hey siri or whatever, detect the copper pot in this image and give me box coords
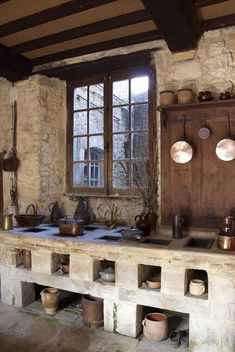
[217,234,235,251]
[58,216,84,235]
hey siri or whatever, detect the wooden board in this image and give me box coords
[160,100,235,228]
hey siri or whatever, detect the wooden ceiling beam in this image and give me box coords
[195,0,229,8]
[203,13,235,30]
[10,10,151,55]
[141,0,202,53]
[0,0,117,38]
[0,0,10,4]
[31,30,163,66]
[35,49,154,80]
[0,44,32,81]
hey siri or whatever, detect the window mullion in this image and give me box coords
[104,75,112,195]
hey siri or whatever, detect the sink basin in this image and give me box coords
[22,228,48,233]
[142,238,172,246]
[84,226,100,231]
[97,235,121,241]
[184,237,214,249]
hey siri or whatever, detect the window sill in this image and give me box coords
[64,192,142,199]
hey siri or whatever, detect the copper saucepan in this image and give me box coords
[215,112,235,161]
[170,117,195,164]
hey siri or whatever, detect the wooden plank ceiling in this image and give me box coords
[0,0,234,81]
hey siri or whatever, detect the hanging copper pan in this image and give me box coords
[170,117,195,164]
[215,112,235,161]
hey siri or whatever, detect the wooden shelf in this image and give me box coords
[157,98,235,112]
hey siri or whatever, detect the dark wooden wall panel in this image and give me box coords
[160,101,235,228]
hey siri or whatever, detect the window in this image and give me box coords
[67,68,155,195]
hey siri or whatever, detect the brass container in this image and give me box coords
[1,214,13,230]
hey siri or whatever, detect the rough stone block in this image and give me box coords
[1,276,16,305]
[31,250,51,274]
[116,259,139,288]
[189,314,220,352]
[103,300,115,332]
[220,321,235,352]
[161,269,185,295]
[70,253,93,281]
[116,302,142,338]
[209,275,235,303]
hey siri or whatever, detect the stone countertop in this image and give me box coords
[0,224,234,261]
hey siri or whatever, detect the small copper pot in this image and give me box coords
[217,234,235,251]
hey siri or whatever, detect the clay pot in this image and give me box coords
[82,294,103,328]
[40,287,60,315]
[21,250,31,268]
[142,312,168,341]
[146,277,161,289]
[160,90,175,105]
[177,88,193,104]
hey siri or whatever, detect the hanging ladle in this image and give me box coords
[199,114,211,140]
[215,112,235,161]
[170,117,195,164]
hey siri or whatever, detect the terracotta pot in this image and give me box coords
[177,88,193,104]
[41,287,60,315]
[160,90,175,105]
[146,277,161,289]
[142,312,168,341]
[21,250,31,268]
[82,294,103,328]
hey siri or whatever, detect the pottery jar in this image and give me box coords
[146,277,161,289]
[142,312,168,341]
[21,250,31,268]
[99,267,115,282]
[40,287,60,315]
[160,90,175,105]
[189,279,205,296]
[177,88,193,104]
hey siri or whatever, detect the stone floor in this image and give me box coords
[0,291,189,352]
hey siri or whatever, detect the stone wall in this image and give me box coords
[0,27,234,224]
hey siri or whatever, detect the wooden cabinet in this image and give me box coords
[159,99,235,228]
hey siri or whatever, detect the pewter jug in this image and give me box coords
[172,214,184,239]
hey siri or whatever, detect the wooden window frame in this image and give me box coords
[66,66,156,196]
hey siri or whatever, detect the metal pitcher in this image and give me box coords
[172,214,184,239]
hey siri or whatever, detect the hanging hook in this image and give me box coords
[226,111,231,137]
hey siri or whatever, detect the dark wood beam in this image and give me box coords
[0,0,10,4]
[141,0,202,53]
[34,49,155,80]
[10,10,151,55]
[31,30,163,66]
[195,0,229,8]
[0,0,117,38]
[203,13,235,30]
[0,44,32,81]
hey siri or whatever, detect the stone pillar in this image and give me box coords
[31,250,52,274]
[70,253,94,281]
[116,302,142,338]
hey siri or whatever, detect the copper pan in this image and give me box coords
[170,118,195,164]
[216,112,235,161]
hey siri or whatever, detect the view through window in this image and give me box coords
[68,70,154,195]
